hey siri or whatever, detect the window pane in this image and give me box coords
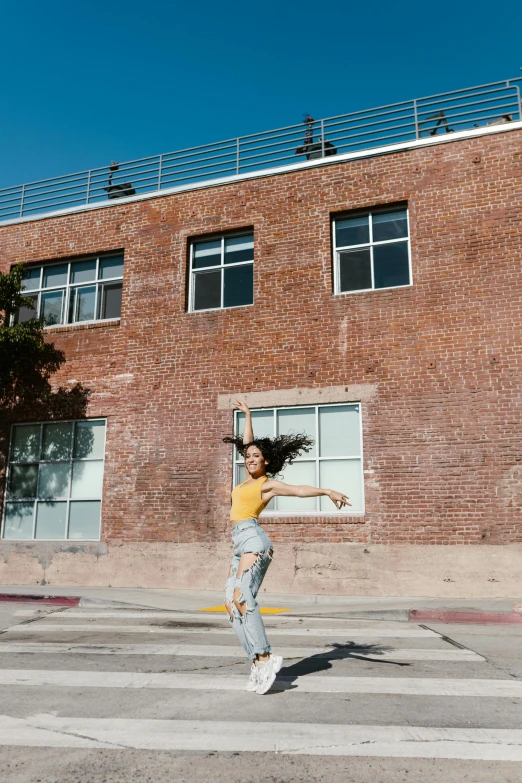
[11,424,40,462]
[224,235,254,264]
[223,264,253,308]
[38,463,70,498]
[277,408,316,457]
[319,405,361,457]
[237,410,274,440]
[335,216,369,248]
[35,501,67,538]
[42,422,72,460]
[236,410,274,460]
[373,241,410,289]
[319,459,363,513]
[261,495,276,511]
[193,240,221,269]
[3,502,34,539]
[15,293,38,324]
[339,248,372,292]
[372,209,408,242]
[74,421,105,459]
[98,282,122,319]
[40,290,64,325]
[68,501,101,539]
[71,460,104,499]
[193,270,221,310]
[99,256,124,280]
[22,268,41,291]
[71,260,96,284]
[43,264,68,288]
[70,285,96,322]
[276,461,317,511]
[9,465,38,498]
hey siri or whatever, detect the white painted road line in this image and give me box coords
[11,611,206,619]
[0,642,486,661]
[14,611,283,621]
[6,623,440,639]
[0,715,520,759]
[13,610,424,627]
[0,670,517,697]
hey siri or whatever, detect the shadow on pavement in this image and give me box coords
[272,642,411,693]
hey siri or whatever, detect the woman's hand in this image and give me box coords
[232,398,250,415]
[328,490,351,510]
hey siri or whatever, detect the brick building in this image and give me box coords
[1,80,521,597]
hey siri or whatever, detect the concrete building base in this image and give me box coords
[0,542,520,598]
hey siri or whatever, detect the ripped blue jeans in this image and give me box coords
[225,518,273,661]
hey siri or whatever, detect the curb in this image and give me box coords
[0,593,80,607]
[410,609,522,625]
[299,610,410,621]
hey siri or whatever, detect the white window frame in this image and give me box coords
[332,206,412,295]
[1,418,107,541]
[15,253,124,328]
[188,231,254,313]
[233,402,364,516]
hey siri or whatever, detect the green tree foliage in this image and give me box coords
[0,264,65,411]
[0,265,90,468]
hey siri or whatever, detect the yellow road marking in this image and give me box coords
[199,606,291,614]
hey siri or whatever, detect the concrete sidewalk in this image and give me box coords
[0,584,520,622]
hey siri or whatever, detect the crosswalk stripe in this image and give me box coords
[14,610,269,620]
[0,715,520,759]
[0,642,485,660]
[6,623,441,639]
[200,605,291,614]
[0,670,516,697]
[0,609,510,763]
[13,610,418,625]
[13,611,223,619]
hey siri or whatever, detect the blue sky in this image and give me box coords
[1,0,521,188]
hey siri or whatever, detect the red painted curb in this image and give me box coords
[0,594,80,606]
[409,609,522,625]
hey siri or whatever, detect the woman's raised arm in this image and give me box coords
[263,480,351,510]
[232,398,254,444]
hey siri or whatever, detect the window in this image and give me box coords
[2,420,106,540]
[233,404,363,513]
[14,254,124,326]
[189,233,254,312]
[333,207,411,294]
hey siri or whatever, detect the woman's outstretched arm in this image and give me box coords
[232,397,254,444]
[263,480,351,510]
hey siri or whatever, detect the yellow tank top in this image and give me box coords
[230,475,269,522]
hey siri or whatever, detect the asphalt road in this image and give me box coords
[0,602,520,782]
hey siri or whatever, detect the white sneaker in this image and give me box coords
[256,654,283,695]
[246,662,259,692]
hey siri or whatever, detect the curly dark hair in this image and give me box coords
[223,433,314,476]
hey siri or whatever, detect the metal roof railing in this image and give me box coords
[1,78,521,223]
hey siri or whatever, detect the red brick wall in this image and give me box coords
[1,129,522,546]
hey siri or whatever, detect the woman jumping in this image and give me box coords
[223,398,350,695]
